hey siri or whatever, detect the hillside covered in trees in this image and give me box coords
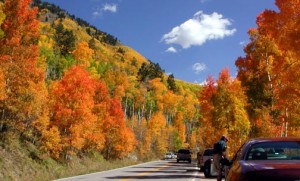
[0,0,300,180]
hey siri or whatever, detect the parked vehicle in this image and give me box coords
[164,152,175,159]
[176,149,192,163]
[203,158,220,178]
[203,157,229,178]
[226,137,300,181]
[199,148,214,171]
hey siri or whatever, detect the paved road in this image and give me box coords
[55,160,218,181]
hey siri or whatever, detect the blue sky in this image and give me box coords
[43,0,278,84]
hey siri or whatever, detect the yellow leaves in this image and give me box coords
[148,111,166,135]
[146,111,168,155]
[41,126,62,159]
[149,78,167,111]
[60,18,91,42]
[39,30,55,49]
[72,41,94,67]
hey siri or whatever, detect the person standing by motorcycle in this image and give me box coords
[213,135,229,181]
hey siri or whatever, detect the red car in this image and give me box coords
[226,137,300,181]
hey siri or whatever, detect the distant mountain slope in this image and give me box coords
[35,0,200,90]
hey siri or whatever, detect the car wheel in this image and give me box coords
[204,160,212,178]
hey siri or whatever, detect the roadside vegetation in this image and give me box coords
[0,137,141,181]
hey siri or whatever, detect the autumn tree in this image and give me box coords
[236,0,300,137]
[198,75,217,148]
[199,69,250,154]
[132,117,153,160]
[257,0,300,137]
[72,41,93,67]
[147,111,168,157]
[213,68,250,137]
[149,78,167,111]
[162,90,179,124]
[235,29,281,137]
[102,96,136,159]
[50,66,103,157]
[103,68,129,99]
[180,91,200,147]
[0,0,50,142]
[173,111,186,150]
[122,76,138,119]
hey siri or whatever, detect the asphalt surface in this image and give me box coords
[54,159,219,181]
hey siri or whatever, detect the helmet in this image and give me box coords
[221,135,229,141]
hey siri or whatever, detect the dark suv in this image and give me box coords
[176,149,192,163]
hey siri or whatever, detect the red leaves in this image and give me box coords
[50,66,136,158]
[50,66,100,151]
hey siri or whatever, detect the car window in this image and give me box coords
[203,149,214,156]
[178,149,190,154]
[246,141,300,160]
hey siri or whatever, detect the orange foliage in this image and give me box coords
[135,117,152,159]
[173,112,186,146]
[0,69,6,100]
[102,96,136,159]
[0,0,51,135]
[50,66,103,155]
[236,0,300,137]
[162,90,179,122]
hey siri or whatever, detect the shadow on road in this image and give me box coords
[105,160,214,180]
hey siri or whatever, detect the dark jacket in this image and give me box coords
[213,140,227,155]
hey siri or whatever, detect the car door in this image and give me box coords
[226,144,245,181]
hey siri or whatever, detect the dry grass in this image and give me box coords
[0,138,140,181]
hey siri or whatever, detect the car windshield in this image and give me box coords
[246,141,300,160]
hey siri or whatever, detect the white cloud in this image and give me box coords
[161,11,236,49]
[194,80,207,85]
[239,41,247,46]
[102,3,117,13]
[165,47,177,53]
[93,11,101,17]
[193,63,206,74]
[93,3,118,18]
